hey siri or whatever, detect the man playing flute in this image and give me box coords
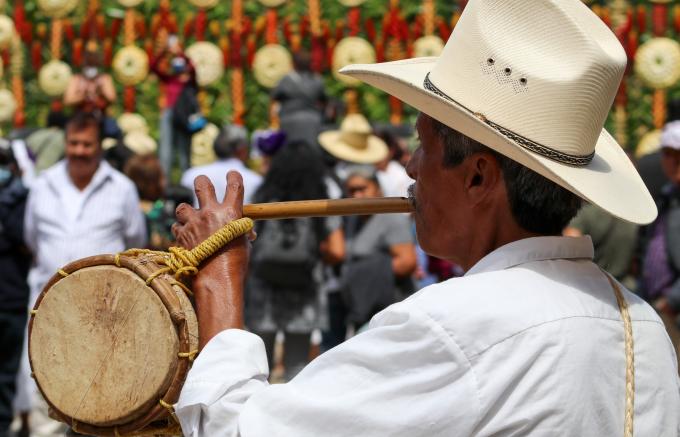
[171,0,680,435]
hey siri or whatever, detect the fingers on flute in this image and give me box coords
[194,175,218,209]
[175,203,196,224]
[224,171,244,214]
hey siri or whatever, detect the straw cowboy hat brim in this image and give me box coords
[341,58,655,225]
[319,129,388,164]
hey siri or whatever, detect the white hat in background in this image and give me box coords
[660,121,680,151]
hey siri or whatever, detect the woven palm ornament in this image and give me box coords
[117,112,150,135]
[0,15,15,50]
[332,37,376,86]
[185,42,224,87]
[112,46,149,87]
[191,123,219,167]
[38,60,72,97]
[0,89,16,122]
[257,0,286,7]
[117,0,144,7]
[338,0,367,6]
[188,0,219,8]
[252,44,293,89]
[635,129,662,159]
[124,131,157,155]
[414,35,445,58]
[634,38,680,90]
[36,0,78,18]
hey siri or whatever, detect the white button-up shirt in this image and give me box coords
[24,160,146,304]
[176,236,680,436]
[181,158,263,207]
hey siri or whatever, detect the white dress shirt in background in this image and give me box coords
[24,160,147,304]
[181,158,263,207]
[175,236,680,436]
[376,160,413,198]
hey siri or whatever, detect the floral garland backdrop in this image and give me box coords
[0,0,678,156]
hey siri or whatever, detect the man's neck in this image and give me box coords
[68,164,100,192]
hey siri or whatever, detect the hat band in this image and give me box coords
[423,73,594,167]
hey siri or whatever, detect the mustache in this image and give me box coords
[407,184,417,209]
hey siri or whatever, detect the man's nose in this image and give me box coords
[405,148,420,179]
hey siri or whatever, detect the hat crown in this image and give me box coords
[339,114,372,150]
[429,0,626,157]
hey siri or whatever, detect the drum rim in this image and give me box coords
[28,253,196,436]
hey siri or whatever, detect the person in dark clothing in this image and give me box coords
[271,50,327,148]
[640,120,680,364]
[0,139,30,437]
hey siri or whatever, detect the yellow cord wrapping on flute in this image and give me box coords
[116,217,254,281]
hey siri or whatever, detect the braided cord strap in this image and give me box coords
[164,217,254,277]
[117,217,254,281]
[604,272,635,437]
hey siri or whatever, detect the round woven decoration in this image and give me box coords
[252,44,293,89]
[338,0,367,6]
[414,35,445,58]
[124,131,157,155]
[332,37,376,86]
[112,45,149,86]
[635,129,662,159]
[635,37,680,89]
[188,0,219,8]
[191,123,219,167]
[0,89,16,123]
[117,0,144,7]
[258,0,286,7]
[118,112,149,135]
[37,0,78,18]
[38,60,73,97]
[185,42,224,87]
[0,15,15,50]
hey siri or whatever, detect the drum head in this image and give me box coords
[30,265,179,427]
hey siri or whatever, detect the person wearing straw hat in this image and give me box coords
[318,113,389,165]
[172,1,680,435]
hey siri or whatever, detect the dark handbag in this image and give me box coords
[339,252,395,326]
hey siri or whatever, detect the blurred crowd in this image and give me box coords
[1,44,680,437]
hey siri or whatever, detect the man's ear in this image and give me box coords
[463,152,503,204]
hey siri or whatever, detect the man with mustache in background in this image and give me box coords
[16,112,146,431]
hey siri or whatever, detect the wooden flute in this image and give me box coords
[242,197,413,220]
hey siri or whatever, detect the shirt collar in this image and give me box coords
[464,236,594,276]
[49,159,113,193]
[218,157,245,167]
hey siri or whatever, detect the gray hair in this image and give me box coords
[430,116,582,235]
[214,125,248,159]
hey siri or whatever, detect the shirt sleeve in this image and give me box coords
[175,302,480,437]
[123,183,147,249]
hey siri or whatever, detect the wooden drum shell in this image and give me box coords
[28,254,199,436]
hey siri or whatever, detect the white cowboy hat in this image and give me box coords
[319,113,388,164]
[341,0,656,225]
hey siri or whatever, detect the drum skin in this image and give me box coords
[28,254,198,436]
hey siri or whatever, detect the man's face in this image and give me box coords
[346,175,381,199]
[406,114,470,260]
[65,124,102,182]
[661,147,680,185]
